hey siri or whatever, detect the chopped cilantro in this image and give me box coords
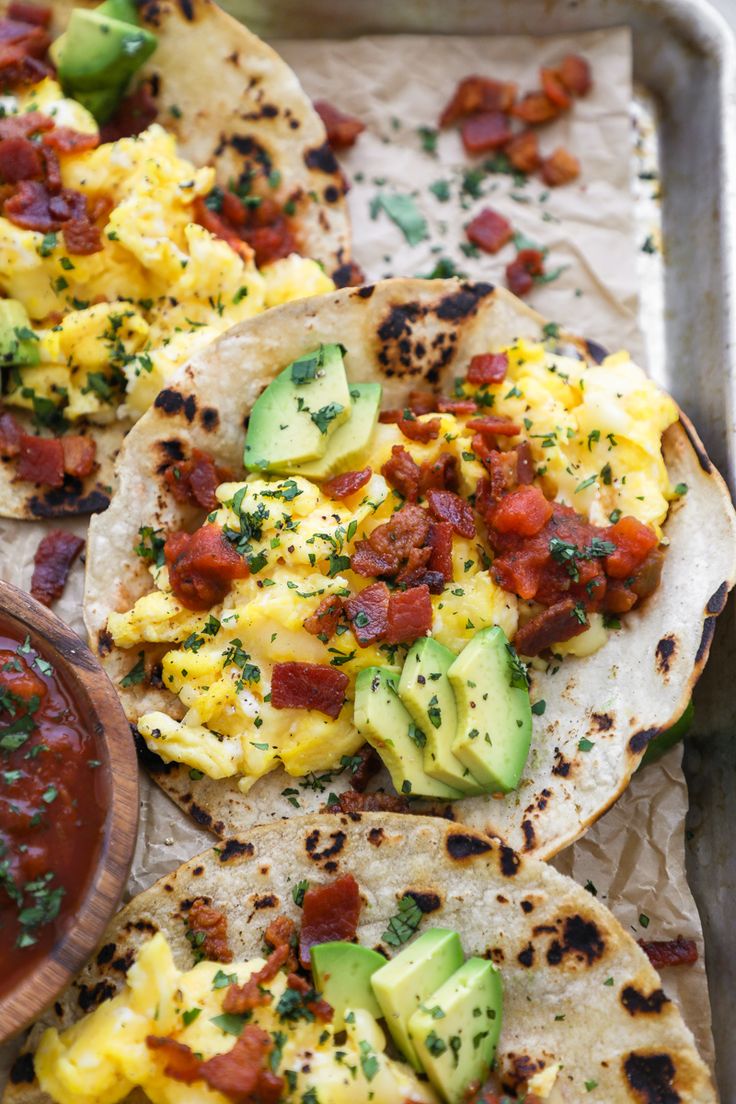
[382,894,423,947]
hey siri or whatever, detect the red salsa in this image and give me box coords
[0,628,107,995]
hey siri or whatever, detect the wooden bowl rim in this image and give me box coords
[0,578,139,1043]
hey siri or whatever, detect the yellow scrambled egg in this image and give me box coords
[35,933,435,1104]
[0,80,334,423]
[108,341,678,787]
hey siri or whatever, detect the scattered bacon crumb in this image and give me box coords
[146,1036,201,1083]
[426,488,476,538]
[541,147,581,187]
[511,91,560,125]
[345,582,390,646]
[461,111,512,155]
[264,914,296,954]
[466,207,513,254]
[164,449,233,512]
[7,3,51,26]
[286,972,333,1022]
[303,594,344,641]
[386,584,433,644]
[148,1026,283,1102]
[299,874,361,968]
[0,410,23,457]
[41,127,100,154]
[506,248,545,297]
[558,54,593,96]
[347,744,382,792]
[515,597,588,657]
[30,530,84,606]
[223,943,292,1014]
[380,444,422,502]
[437,397,478,416]
[61,435,97,479]
[468,415,521,438]
[314,100,365,149]
[638,936,698,969]
[186,899,233,963]
[427,521,454,583]
[351,503,431,579]
[16,434,64,487]
[99,81,158,143]
[439,75,517,127]
[467,352,508,386]
[322,466,372,499]
[407,389,439,415]
[271,662,348,719]
[419,452,460,495]
[540,67,572,110]
[505,130,540,174]
[165,525,249,611]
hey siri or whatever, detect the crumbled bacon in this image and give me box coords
[186,899,233,963]
[437,397,478,416]
[100,81,158,143]
[194,196,251,260]
[322,466,372,499]
[468,415,521,438]
[512,91,560,124]
[638,936,698,969]
[605,516,658,579]
[62,214,102,255]
[426,488,476,538]
[440,75,517,127]
[30,530,85,606]
[351,503,431,579]
[558,54,592,96]
[16,434,64,487]
[516,441,534,484]
[0,15,51,87]
[148,1027,283,1102]
[467,352,508,385]
[61,435,96,478]
[303,594,344,640]
[427,521,454,583]
[270,662,348,719]
[386,584,432,644]
[165,524,249,611]
[0,410,23,457]
[461,111,512,155]
[3,179,103,253]
[345,582,389,646]
[506,249,545,297]
[164,448,232,512]
[286,972,333,1022]
[419,452,460,494]
[7,4,51,26]
[347,744,382,792]
[223,944,292,1014]
[146,1036,202,1083]
[314,100,365,149]
[0,136,43,182]
[0,111,52,141]
[330,790,410,814]
[384,413,441,443]
[466,207,513,254]
[540,147,580,187]
[540,67,572,110]
[380,444,422,501]
[264,914,296,954]
[299,874,361,969]
[515,597,587,657]
[407,389,439,415]
[505,130,540,174]
[41,127,100,154]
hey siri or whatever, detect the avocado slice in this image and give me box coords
[0,300,40,368]
[244,344,352,473]
[290,382,381,480]
[449,627,532,793]
[354,667,463,801]
[408,957,503,1104]
[97,0,141,23]
[53,9,157,94]
[310,942,386,1028]
[398,638,484,794]
[371,929,464,1070]
[639,700,694,769]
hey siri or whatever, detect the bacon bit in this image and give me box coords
[427,521,453,583]
[515,597,588,656]
[397,414,441,444]
[516,441,534,484]
[264,914,296,954]
[223,943,291,1014]
[3,179,55,230]
[505,130,540,174]
[506,249,545,298]
[42,127,100,154]
[40,144,61,193]
[466,207,513,254]
[479,450,521,501]
[437,397,477,416]
[467,352,508,385]
[345,582,390,646]
[193,196,251,261]
[407,389,438,415]
[0,16,51,86]
[540,67,572,110]
[426,488,476,538]
[100,81,158,143]
[468,415,521,438]
[61,435,97,478]
[348,744,382,792]
[558,54,592,96]
[0,112,51,143]
[146,1036,202,1083]
[419,452,460,495]
[512,91,560,125]
[440,75,517,127]
[186,898,233,963]
[164,448,232,512]
[201,1026,283,1102]
[7,3,51,26]
[380,444,422,502]
[0,136,43,182]
[314,100,365,149]
[62,215,103,255]
[271,662,348,720]
[0,410,23,457]
[30,530,85,606]
[351,504,431,579]
[322,466,372,500]
[16,434,64,487]
[638,936,698,969]
[605,516,658,579]
[330,790,410,814]
[303,594,344,640]
[541,147,580,187]
[165,524,249,611]
[299,874,361,969]
[386,584,432,644]
[489,485,552,537]
[286,972,334,1023]
[461,111,512,155]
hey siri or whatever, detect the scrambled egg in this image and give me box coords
[0,80,334,423]
[36,933,436,1104]
[108,341,678,788]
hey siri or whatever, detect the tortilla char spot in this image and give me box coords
[97,628,113,656]
[189,802,213,828]
[406,890,442,913]
[621,986,670,1015]
[9,1053,35,1084]
[496,894,508,904]
[591,711,613,732]
[445,831,492,861]
[177,0,194,19]
[304,142,339,175]
[305,828,347,862]
[200,407,219,432]
[434,282,494,321]
[357,285,375,299]
[624,1053,680,1104]
[78,979,116,1013]
[490,947,504,963]
[164,883,173,892]
[499,844,521,877]
[695,616,716,665]
[655,634,677,675]
[368,826,384,846]
[132,725,176,775]
[112,951,134,973]
[29,484,110,517]
[54,1000,62,1015]
[96,942,116,966]
[585,338,609,364]
[230,135,272,174]
[332,263,356,288]
[521,819,536,851]
[517,942,534,967]
[192,865,204,876]
[521,899,534,913]
[552,748,571,777]
[707,581,729,614]
[158,438,185,462]
[254,893,278,910]
[503,1053,545,1093]
[324,184,340,203]
[546,914,605,966]
[289,118,299,130]
[629,727,658,755]
[378,302,424,343]
[219,838,253,862]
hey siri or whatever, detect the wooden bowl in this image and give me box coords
[0,579,138,1043]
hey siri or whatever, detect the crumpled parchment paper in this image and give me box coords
[0,23,714,1081]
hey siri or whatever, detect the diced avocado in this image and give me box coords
[244,344,352,473]
[290,382,381,480]
[0,300,40,368]
[449,627,531,793]
[354,668,463,801]
[310,942,386,1028]
[398,639,484,795]
[408,957,503,1104]
[53,10,157,94]
[371,929,464,1070]
[639,699,694,769]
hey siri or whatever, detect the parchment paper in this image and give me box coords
[0,24,715,1082]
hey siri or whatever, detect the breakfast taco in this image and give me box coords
[0,0,351,518]
[83,278,736,859]
[4,814,715,1104]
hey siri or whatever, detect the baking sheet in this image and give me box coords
[0,22,715,1081]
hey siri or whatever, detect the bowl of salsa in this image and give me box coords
[0,579,138,1042]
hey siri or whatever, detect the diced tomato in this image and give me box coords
[467,415,520,438]
[242,220,298,268]
[439,75,517,127]
[270,662,348,719]
[165,524,249,611]
[345,582,389,646]
[30,530,84,606]
[540,67,572,109]
[303,594,344,640]
[16,434,64,486]
[558,54,592,96]
[489,484,552,537]
[505,130,540,173]
[380,444,421,502]
[465,207,513,254]
[605,516,658,579]
[386,584,432,644]
[467,352,508,385]
[61,435,96,478]
[426,488,476,538]
[314,100,365,149]
[0,410,23,457]
[0,135,42,181]
[541,147,580,187]
[299,874,361,968]
[506,248,545,297]
[322,467,372,500]
[427,521,453,582]
[461,111,512,154]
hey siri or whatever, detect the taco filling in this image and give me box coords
[106,336,679,800]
